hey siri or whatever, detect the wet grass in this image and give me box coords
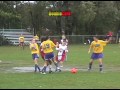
[0,44,120,89]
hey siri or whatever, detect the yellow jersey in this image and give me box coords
[30,43,39,54]
[42,39,56,53]
[34,35,39,41]
[19,36,24,42]
[90,40,108,53]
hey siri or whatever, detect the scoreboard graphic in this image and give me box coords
[48,11,71,16]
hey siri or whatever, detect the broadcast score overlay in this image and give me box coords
[48,11,71,16]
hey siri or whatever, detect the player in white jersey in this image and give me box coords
[56,40,68,68]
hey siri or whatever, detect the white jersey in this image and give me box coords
[56,44,68,56]
[61,39,68,46]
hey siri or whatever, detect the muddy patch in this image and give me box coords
[11,66,87,73]
[13,67,35,72]
[2,66,120,73]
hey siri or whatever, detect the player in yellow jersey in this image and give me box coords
[88,36,112,72]
[30,38,41,72]
[19,34,25,49]
[41,36,61,74]
[40,37,53,73]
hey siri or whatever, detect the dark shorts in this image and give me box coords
[91,53,104,60]
[32,54,39,60]
[44,52,54,61]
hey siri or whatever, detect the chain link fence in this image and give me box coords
[47,35,119,45]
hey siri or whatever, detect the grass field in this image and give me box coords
[0,44,120,89]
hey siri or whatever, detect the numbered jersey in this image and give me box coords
[41,40,56,53]
[90,40,108,53]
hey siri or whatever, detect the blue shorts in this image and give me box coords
[32,54,39,60]
[44,52,54,61]
[91,53,104,60]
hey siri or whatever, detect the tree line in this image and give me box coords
[0,1,120,36]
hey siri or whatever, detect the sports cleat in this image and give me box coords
[39,70,42,73]
[49,70,53,73]
[55,69,61,72]
[87,68,91,71]
[100,71,105,73]
[58,69,61,72]
[41,72,46,74]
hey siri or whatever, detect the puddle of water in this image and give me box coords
[11,67,87,73]
[4,66,120,73]
[13,67,35,72]
[12,67,57,73]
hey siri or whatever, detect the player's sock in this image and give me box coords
[88,62,92,70]
[42,66,47,73]
[53,62,58,69]
[49,65,52,71]
[48,64,53,73]
[55,62,61,71]
[99,64,103,72]
[49,66,52,73]
[36,65,41,72]
[35,64,37,72]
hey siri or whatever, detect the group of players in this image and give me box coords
[19,33,112,74]
[29,35,68,74]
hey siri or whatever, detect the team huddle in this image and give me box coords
[20,34,112,74]
[29,36,68,74]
